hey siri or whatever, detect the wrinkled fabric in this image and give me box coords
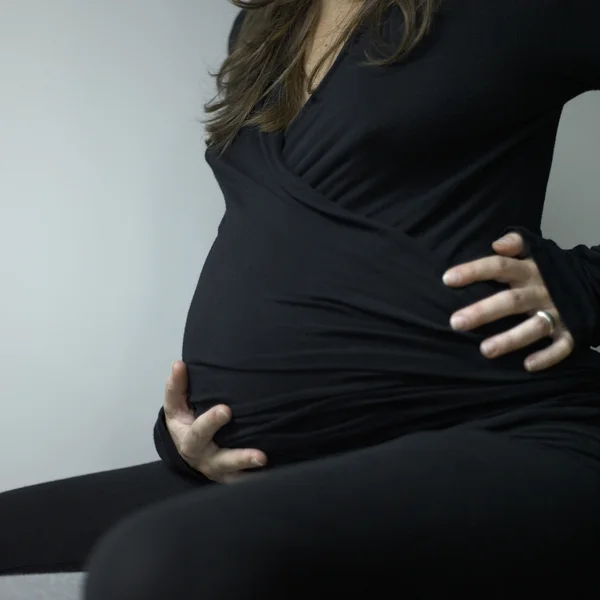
[155,1,600,473]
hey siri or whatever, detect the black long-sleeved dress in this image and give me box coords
[155,0,600,474]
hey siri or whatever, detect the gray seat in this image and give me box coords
[0,573,84,600]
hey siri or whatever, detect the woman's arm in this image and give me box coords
[554,1,600,92]
[503,4,600,349]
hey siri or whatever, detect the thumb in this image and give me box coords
[163,360,193,423]
[492,232,524,257]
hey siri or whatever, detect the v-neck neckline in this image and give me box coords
[283,21,365,138]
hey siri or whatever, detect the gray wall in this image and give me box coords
[0,1,599,493]
[0,0,236,492]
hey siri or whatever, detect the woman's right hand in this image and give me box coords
[164,360,267,483]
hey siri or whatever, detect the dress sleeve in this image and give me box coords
[500,226,600,349]
[555,1,600,91]
[508,5,600,348]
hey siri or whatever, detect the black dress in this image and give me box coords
[154,0,600,470]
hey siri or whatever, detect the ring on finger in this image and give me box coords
[536,309,557,336]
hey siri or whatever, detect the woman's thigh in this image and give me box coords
[84,427,600,599]
[0,461,207,575]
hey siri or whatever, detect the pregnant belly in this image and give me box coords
[180,213,574,465]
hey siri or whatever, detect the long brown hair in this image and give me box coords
[205,0,440,154]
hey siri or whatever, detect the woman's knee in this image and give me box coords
[83,505,182,600]
[82,487,293,600]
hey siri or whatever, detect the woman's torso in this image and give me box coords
[182,1,600,464]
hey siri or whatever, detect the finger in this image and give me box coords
[170,360,188,394]
[479,309,561,359]
[443,255,532,288]
[193,443,267,482]
[184,404,233,453]
[450,286,547,331]
[491,232,525,257]
[208,447,268,475]
[163,360,192,422]
[524,333,574,372]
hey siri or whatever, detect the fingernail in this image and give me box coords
[450,315,468,330]
[480,340,497,357]
[443,271,460,285]
[216,408,229,423]
[252,457,266,467]
[525,359,537,371]
[495,235,512,245]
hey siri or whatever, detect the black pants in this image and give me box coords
[2,426,600,598]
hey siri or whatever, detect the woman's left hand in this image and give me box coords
[443,232,574,372]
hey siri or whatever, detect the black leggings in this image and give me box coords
[2,426,600,598]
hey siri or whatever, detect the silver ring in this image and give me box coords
[536,310,557,335]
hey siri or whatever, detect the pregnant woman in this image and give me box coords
[3,0,600,597]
